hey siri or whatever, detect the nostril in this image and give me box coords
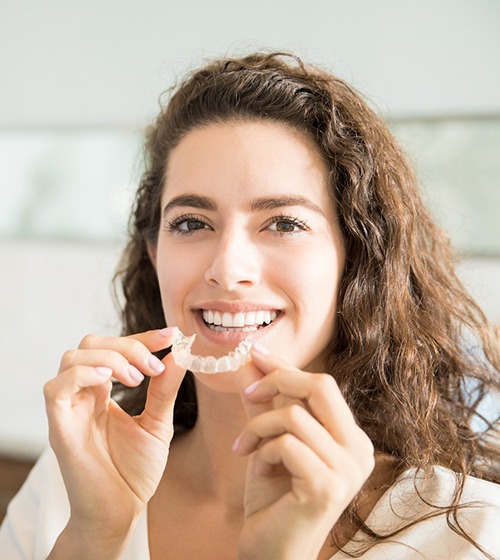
[204,244,261,289]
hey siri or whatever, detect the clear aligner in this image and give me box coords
[171,331,252,374]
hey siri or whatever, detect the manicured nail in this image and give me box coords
[96,366,113,377]
[252,342,270,356]
[128,365,144,383]
[244,380,260,395]
[159,326,178,337]
[232,435,241,453]
[148,355,165,373]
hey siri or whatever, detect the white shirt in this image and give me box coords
[1,447,499,559]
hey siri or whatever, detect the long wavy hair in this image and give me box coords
[113,52,500,556]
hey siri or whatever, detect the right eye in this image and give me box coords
[164,214,212,235]
[178,219,207,232]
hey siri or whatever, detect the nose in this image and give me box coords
[204,230,261,290]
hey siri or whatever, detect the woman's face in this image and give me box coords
[152,120,345,383]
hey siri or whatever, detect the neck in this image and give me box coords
[170,380,250,510]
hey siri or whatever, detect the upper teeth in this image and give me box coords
[202,310,278,328]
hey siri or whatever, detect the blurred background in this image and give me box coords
[1,0,499,512]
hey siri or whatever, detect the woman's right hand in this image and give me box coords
[43,327,186,556]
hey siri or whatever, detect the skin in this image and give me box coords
[44,121,376,559]
[154,120,345,380]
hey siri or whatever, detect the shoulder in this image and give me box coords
[0,447,69,559]
[336,466,500,559]
[393,465,500,510]
[448,468,500,557]
[0,446,69,523]
[460,468,500,505]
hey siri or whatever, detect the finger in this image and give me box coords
[246,354,357,445]
[236,360,274,420]
[77,327,178,380]
[244,343,306,402]
[137,352,187,439]
[256,435,369,512]
[234,405,340,469]
[59,348,150,387]
[44,366,113,440]
[128,326,179,353]
[254,434,334,496]
[249,342,290,374]
[45,364,113,403]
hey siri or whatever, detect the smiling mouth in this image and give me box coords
[201,309,280,332]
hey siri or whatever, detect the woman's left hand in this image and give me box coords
[234,345,375,560]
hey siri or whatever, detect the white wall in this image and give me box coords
[1,0,499,457]
[1,0,500,128]
[0,240,121,457]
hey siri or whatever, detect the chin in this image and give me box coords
[192,369,242,394]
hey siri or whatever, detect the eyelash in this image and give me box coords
[164,213,310,237]
[164,213,211,236]
[266,214,310,236]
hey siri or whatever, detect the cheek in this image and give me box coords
[287,246,343,334]
[285,245,342,300]
[155,245,200,318]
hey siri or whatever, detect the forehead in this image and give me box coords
[162,120,333,214]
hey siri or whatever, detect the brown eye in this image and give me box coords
[165,214,212,235]
[275,220,296,233]
[183,220,206,231]
[266,215,308,235]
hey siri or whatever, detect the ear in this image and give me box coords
[146,241,158,272]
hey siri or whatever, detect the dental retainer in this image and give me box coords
[172,331,252,373]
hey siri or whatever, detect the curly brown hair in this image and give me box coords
[113,52,500,556]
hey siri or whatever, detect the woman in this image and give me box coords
[1,52,499,559]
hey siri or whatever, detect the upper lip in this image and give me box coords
[193,301,282,313]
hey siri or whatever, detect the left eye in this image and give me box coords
[267,216,308,235]
[271,220,297,233]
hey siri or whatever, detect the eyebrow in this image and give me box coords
[162,193,328,219]
[162,194,217,216]
[250,195,327,218]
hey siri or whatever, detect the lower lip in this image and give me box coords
[193,311,280,349]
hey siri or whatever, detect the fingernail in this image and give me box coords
[128,365,144,383]
[232,435,241,453]
[252,342,270,356]
[159,326,177,337]
[244,380,260,395]
[148,355,165,374]
[96,366,113,377]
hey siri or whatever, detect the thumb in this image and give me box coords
[138,352,187,441]
[236,343,286,419]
